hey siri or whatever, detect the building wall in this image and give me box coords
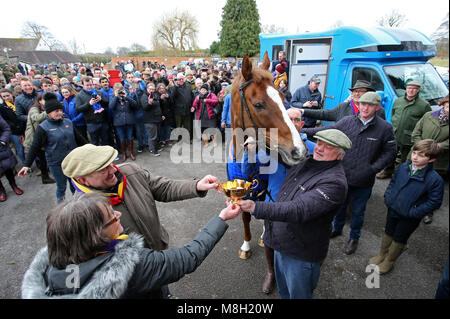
[111,57,212,70]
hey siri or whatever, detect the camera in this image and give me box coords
[92,93,98,99]
[118,90,126,96]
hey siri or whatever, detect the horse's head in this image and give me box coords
[231,52,307,167]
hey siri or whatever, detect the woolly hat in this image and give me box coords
[201,84,209,91]
[276,62,287,74]
[43,92,63,114]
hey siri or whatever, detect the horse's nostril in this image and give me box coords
[291,149,301,160]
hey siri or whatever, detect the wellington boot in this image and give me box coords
[377,241,405,275]
[262,246,275,294]
[10,181,24,195]
[120,142,127,161]
[0,184,6,202]
[369,233,393,265]
[128,140,136,161]
[41,172,56,184]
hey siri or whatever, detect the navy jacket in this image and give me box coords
[291,83,323,127]
[109,95,137,126]
[303,115,397,187]
[253,156,348,263]
[15,90,38,122]
[384,161,444,220]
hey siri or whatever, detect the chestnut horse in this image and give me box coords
[230,52,307,259]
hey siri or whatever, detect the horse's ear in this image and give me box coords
[241,54,253,82]
[261,51,270,70]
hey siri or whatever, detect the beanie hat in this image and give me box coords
[276,62,287,74]
[201,84,209,91]
[43,92,63,114]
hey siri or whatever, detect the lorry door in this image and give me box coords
[287,39,332,105]
[345,62,396,122]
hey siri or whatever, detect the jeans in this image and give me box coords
[115,125,134,142]
[333,185,373,240]
[87,122,110,146]
[159,125,172,142]
[145,123,160,152]
[135,120,149,148]
[274,251,321,299]
[48,164,75,203]
[10,134,25,164]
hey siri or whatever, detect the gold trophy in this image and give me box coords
[221,179,253,204]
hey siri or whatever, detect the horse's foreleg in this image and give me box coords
[258,224,265,247]
[239,212,252,259]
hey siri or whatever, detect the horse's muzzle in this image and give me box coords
[291,148,303,161]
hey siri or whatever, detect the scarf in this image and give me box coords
[438,108,449,125]
[350,99,359,115]
[96,234,129,256]
[71,165,127,206]
[4,100,15,112]
[82,88,102,112]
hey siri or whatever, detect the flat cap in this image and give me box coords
[350,80,375,92]
[314,129,352,150]
[406,80,422,88]
[358,92,381,105]
[310,76,321,84]
[62,144,118,178]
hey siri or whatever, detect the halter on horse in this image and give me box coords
[230,52,307,259]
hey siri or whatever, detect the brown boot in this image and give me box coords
[128,140,136,161]
[120,142,127,161]
[262,246,275,294]
[369,233,393,265]
[0,183,6,202]
[377,241,405,275]
[41,171,56,184]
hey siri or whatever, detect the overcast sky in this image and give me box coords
[1,0,448,53]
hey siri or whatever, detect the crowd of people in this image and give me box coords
[0,51,448,300]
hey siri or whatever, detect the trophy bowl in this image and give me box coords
[221,179,253,204]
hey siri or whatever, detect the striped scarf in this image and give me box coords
[71,165,127,206]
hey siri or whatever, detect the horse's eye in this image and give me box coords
[253,102,266,110]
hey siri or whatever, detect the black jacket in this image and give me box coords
[75,90,109,124]
[253,156,348,263]
[303,100,386,122]
[15,90,38,122]
[140,92,163,124]
[0,102,26,135]
[109,95,137,126]
[303,115,397,187]
[170,83,194,116]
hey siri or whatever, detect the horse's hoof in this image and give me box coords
[239,249,252,259]
[258,238,265,248]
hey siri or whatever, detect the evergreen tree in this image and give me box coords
[219,0,261,57]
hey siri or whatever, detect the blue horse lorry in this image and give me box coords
[260,26,449,122]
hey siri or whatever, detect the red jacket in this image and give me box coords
[192,93,218,120]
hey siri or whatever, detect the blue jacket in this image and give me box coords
[221,94,232,126]
[63,97,85,127]
[242,134,315,202]
[384,161,444,220]
[291,83,323,127]
[109,96,137,126]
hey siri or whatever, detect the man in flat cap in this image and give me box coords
[302,92,397,255]
[291,76,323,128]
[377,80,431,179]
[62,144,221,251]
[300,80,386,123]
[238,129,350,299]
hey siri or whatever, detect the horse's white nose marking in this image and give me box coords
[266,86,303,151]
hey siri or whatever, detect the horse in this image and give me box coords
[230,51,307,260]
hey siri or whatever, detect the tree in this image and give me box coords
[117,47,131,57]
[21,21,66,51]
[219,0,261,57]
[377,9,407,27]
[67,38,82,55]
[209,41,221,55]
[130,43,147,52]
[151,10,199,52]
[431,13,449,57]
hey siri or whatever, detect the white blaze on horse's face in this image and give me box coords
[265,86,307,165]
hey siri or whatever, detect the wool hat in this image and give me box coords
[350,80,375,92]
[276,62,286,74]
[358,92,381,105]
[201,84,209,91]
[62,144,118,178]
[43,92,63,114]
[406,80,422,88]
[314,129,352,151]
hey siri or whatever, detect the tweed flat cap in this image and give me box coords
[406,80,422,88]
[314,129,352,150]
[358,92,381,105]
[62,144,118,178]
[350,80,375,92]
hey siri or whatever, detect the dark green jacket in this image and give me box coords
[391,94,431,146]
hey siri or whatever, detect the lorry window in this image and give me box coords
[384,63,449,106]
[352,68,384,91]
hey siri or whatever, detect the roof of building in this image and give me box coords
[3,50,81,65]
